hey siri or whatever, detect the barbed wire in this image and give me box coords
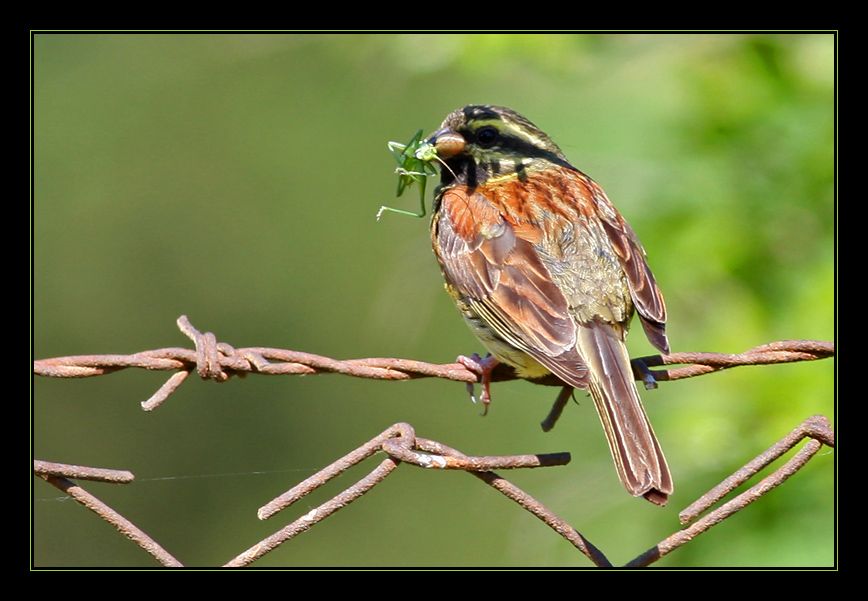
[32,461,182,567]
[32,316,835,413]
[626,414,834,567]
[33,415,834,567]
[33,315,835,566]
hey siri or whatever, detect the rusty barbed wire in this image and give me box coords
[625,415,835,567]
[33,315,835,566]
[32,461,182,567]
[32,316,835,413]
[33,460,135,484]
[34,415,834,567]
[409,436,612,567]
[227,422,603,567]
[229,416,834,567]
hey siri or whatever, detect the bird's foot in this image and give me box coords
[456,353,499,415]
[631,358,659,390]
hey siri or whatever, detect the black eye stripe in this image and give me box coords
[460,129,575,171]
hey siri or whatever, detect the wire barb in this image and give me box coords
[540,386,574,432]
[33,460,135,483]
[33,461,182,567]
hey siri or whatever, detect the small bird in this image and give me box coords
[426,105,673,505]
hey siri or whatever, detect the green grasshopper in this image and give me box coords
[376,129,439,221]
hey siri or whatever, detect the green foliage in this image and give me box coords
[33,33,834,568]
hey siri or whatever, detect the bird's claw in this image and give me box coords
[632,358,659,390]
[457,353,499,416]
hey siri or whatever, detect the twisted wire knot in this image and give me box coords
[176,315,234,382]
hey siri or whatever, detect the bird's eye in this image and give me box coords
[475,126,498,148]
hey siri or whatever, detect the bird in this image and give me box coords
[425,105,673,505]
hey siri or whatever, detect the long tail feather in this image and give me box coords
[576,322,673,505]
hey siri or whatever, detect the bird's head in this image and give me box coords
[424,105,574,189]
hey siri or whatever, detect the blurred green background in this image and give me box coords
[33,33,834,568]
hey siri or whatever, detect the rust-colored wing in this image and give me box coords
[433,187,589,386]
[586,179,669,353]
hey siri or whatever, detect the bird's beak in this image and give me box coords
[426,128,466,159]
